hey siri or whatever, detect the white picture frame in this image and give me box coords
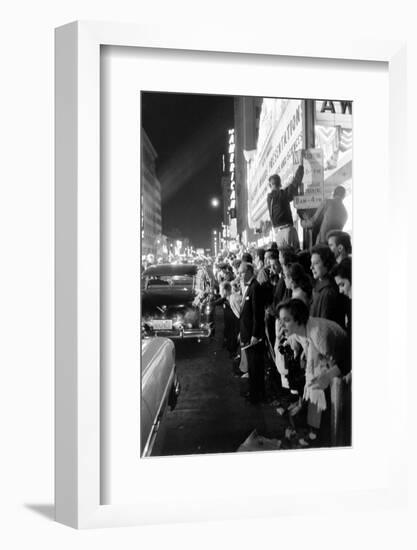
[55,21,407,529]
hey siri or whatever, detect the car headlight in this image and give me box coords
[172,314,184,327]
[142,322,153,335]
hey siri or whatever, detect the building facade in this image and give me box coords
[141,130,162,258]
[234,97,353,247]
[234,96,262,245]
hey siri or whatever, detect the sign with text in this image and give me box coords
[315,100,353,128]
[294,148,324,210]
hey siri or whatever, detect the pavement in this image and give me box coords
[155,309,293,456]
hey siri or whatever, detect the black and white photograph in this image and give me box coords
[140,92,353,457]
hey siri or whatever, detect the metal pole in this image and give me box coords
[302,99,316,250]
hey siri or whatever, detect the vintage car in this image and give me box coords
[141,336,180,457]
[141,263,215,340]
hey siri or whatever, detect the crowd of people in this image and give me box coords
[212,229,352,448]
[142,162,352,448]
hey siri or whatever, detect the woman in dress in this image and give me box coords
[276,298,349,444]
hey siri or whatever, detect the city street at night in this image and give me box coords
[141,92,353,457]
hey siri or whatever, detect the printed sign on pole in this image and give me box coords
[294,148,324,210]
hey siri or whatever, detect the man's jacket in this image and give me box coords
[302,197,348,243]
[266,165,304,228]
[239,278,265,345]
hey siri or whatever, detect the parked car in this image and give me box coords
[141,263,215,340]
[141,336,180,457]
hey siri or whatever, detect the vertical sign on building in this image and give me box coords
[228,128,237,239]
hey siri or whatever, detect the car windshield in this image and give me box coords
[145,275,194,289]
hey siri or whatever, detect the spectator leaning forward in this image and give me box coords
[276,298,349,445]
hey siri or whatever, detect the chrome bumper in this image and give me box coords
[152,327,212,339]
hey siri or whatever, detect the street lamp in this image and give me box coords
[210,197,220,208]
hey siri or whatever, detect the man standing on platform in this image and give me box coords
[301,186,348,244]
[267,164,304,250]
[238,262,265,404]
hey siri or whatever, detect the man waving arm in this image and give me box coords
[285,164,304,202]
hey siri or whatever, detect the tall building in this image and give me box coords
[141,130,162,257]
[233,96,262,245]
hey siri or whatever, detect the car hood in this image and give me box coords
[142,288,196,314]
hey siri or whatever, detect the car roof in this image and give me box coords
[143,263,198,277]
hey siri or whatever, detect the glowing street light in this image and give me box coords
[210,197,220,208]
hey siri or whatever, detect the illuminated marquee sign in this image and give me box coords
[316,100,353,128]
[319,100,352,114]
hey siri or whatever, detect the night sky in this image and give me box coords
[141,92,235,249]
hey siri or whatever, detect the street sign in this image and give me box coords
[294,148,324,210]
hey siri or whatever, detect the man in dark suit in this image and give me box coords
[238,262,265,404]
[301,186,348,244]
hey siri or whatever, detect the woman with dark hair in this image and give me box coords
[333,256,352,298]
[296,249,311,274]
[274,261,310,399]
[278,245,297,269]
[276,299,349,443]
[309,245,344,327]
[283,262,312,305]
[273,288,305,397]
[277,299,348,379]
